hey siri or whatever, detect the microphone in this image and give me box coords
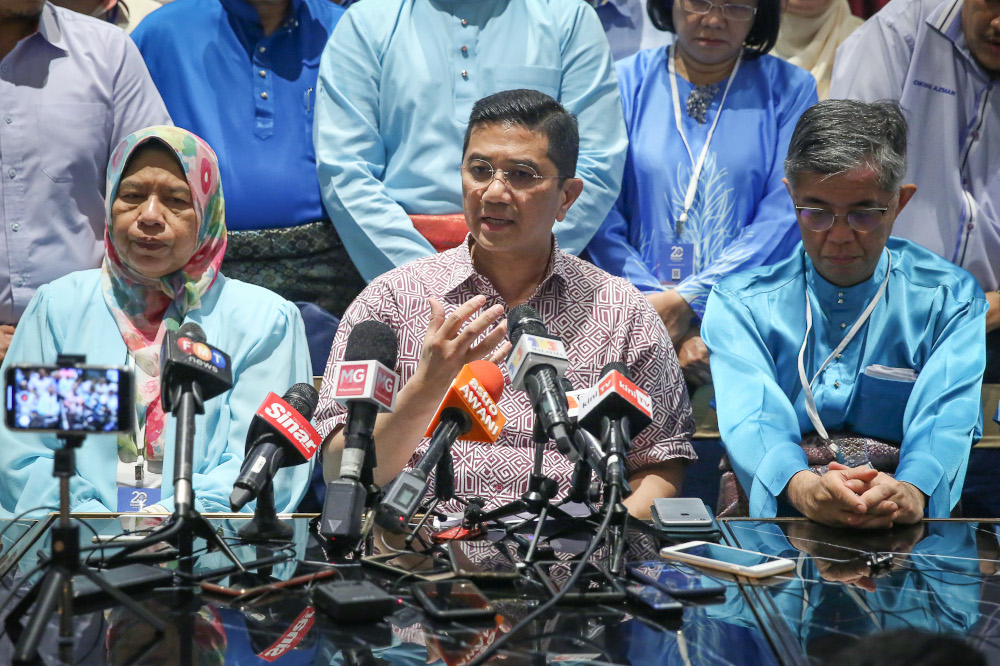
[159,322,233,412]
[160,321,233,518]
[230,383,321,512]
[505,304,576,459]
[575,362,649,496]
[577,362,652,437]
[375,361,505,532]
[319,321,399,545]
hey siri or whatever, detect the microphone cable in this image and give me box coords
[465,484,621,666]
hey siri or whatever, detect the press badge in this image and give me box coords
[117,487,161,512]
[661,243,694,285]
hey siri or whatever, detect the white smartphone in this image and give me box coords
[659,541,794,579]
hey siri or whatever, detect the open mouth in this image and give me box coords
[480,216,514,230]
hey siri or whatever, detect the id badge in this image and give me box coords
[661,243,694,285]
[117,487,161,512]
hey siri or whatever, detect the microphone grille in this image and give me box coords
[344,320,399,368]
[600,361,630,380]
[283,383,320,421]
[507,304,547,347]
[177,321,207,343]
[467,360,505,402]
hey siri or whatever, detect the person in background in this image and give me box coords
[830,0,1000,379]
[315,90,694,520]
[589,0,671,60]
[772,0,861,99]
[585,0,816,388]
[702,100,986,526]
[313,0,627,284]
[0,0,170,362]
[51,0,160,32]
[0,126,312,517]
[131,0,366,317]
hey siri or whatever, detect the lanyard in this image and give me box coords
[668,44,741,236]
[796,252,892,441]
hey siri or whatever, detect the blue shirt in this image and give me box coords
[131,0,343,231]
[585,44,817,317]
[830,0,1000,291]
[592,0,671,61]
[0,4,170,324]
[0,271,313,517]
[701,239,987,518]
[314,0,627,282]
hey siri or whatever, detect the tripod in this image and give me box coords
[105,379,244,573]
[4,435,166,665]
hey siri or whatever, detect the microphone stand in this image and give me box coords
[238,477,293,542]
[600,417,632,575]
[403,447,476,550]
[105,378,244,573]
[464,421,573,566]
[5,432,165,664]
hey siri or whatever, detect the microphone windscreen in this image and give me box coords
[466,360,504,402]
[283,383,320,421]
[507,304,546,347]
[600,361,630,380]
[177,321,207,343]
[344,320,398,368]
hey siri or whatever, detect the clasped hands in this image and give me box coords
[786,462,926,529]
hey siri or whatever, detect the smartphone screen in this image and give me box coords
[626,561,726,599]
[413,580,496,618]
[361,551,454,581]
[5,364,132,434]
[626,584,683,612]
[660,542,794,578]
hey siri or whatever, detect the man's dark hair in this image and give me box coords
[646,0,781,59]
[462,89,579,178]
[785,99,908,191]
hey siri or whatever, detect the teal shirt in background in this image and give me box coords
[314,0,627,282]
[0,271,313,518]
[702,238,987,518]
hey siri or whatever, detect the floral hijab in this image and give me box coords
[100,126,226,462]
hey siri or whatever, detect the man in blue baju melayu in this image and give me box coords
[702,99,987,528]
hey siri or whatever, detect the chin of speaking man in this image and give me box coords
[702,99,988,528]
[313,89,695,521]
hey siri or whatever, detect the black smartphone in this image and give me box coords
[5,364,132,435]
[625,584,683,612]
[73,563,173,611]
[533,560,626,603]
[411,579,496,620]
[626,560,726,599]
[361,551,454,581]
[447,540,522,581]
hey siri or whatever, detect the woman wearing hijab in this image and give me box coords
[772,0,862,99]
[584,0,817,387]
[0,126,312,517]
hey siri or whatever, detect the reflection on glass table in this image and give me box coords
[722,519,998,664]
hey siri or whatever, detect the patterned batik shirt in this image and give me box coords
[314,236,695,512]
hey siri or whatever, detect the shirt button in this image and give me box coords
[461,70,468,79]
[834,381,840,388]
[260,92,268,100]
[461,45,468,54]
[12,276,23,287]
[7,168,14,178]
[4,116,10,124]
[10,223,19,232]
[461,18,468,25]
[258,46,266,53]
[968,223,975,230]
[837,291,843,297]
[837,299,844,304]
[259,69,266,78]
[972,131,980,140]
[840,322,846,329]
[836,353,842,360]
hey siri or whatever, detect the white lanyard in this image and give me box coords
[796,252,892,441]
[668,44,741,236]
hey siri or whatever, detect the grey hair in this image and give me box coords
[784,99,908,192]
